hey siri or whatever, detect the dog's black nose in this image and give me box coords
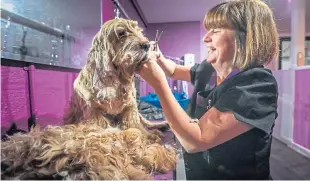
[140,43,150,51]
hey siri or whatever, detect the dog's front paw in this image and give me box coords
[157,122,170,132]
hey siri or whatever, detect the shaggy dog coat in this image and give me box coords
[1,18,176,180]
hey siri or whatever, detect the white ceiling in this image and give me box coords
[136,0,221,23]
[136,0,310,33]
[2,0,309,34]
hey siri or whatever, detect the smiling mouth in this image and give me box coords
[208,47,216,54]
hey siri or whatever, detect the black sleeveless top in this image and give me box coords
[183,60,278,180]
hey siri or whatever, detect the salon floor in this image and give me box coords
[270,138,310,180]
[153,130,310,180]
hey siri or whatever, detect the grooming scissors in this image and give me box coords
[154,30,163,51]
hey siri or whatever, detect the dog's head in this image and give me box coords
[73,18,149,113]
[90,18,150,78]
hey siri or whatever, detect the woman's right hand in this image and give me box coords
[150,41,177,77]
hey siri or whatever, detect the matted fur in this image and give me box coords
[1,121,176,180]
[1,19,176,180]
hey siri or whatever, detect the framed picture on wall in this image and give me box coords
[279,37,310,70]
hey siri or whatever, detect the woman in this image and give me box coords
[138,0,279,179]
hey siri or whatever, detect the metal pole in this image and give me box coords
[111,0,130,19]
[0,8,75,42]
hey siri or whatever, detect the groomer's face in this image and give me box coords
[203,28,235,65]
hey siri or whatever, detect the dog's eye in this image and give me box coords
[118,30,128,37]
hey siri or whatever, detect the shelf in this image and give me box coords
[1,51,82,70]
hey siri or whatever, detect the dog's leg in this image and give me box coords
[118,105,139,130]
[63,91,85,125]
[118,105,163,142]
[86,110,112,128]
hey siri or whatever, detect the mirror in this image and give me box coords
[1,0,101,69]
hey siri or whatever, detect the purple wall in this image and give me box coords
[1,62,79,132]
[1,66,31,130]
[294,68,310,149]
[146,22,200,62]
[71,28,99,67]
[69,0,114,66]
[140,21,201,96]
[118,0,146,29]
[29,66,79,128]
[102,0,115,23]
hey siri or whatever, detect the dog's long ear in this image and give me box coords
[73,58,96,103]
[73,32,117,104]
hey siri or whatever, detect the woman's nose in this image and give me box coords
[203,33,212,43]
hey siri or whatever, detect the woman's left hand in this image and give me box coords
[137,52,167,88]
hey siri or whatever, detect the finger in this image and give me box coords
[154,52,161,58]
[148,59,157,64]
[149,42,156,51]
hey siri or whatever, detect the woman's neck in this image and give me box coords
[212,63,234,85]
[217,68,233,80]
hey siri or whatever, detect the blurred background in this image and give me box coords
[1,0,309,179]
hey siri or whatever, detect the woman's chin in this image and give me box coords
[206,58,215,63]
